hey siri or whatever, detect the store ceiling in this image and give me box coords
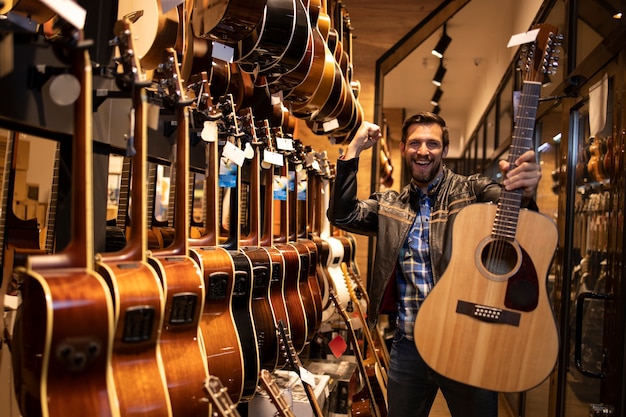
[341,0,547,157]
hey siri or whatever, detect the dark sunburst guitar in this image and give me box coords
[414,24,561,393]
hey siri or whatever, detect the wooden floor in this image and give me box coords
[429,391,514,417]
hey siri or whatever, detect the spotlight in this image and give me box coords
[430,88,443,106]
[432,61,446,86]
[432,105,441,115]
[431,24,451,59]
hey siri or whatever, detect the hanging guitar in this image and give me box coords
[147,48,210,416]
[95,18,172,417]
[414,23,561,393]
[11,18,119,417]
[187,86,245,404]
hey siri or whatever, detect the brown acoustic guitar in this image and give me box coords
[414,24,561,393]
[147,49,210,416]
[187,87,245,404]
[95,18,173,417]
[11,20,119,417]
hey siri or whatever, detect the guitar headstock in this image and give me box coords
[276,320,303,375]
[217,94,243,139]
[203,376,242,417]
[111,18,147,91]
[154,47,192,112]
[517,23,562,83]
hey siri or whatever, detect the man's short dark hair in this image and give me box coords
[401,112,450,148]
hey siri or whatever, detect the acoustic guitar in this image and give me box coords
[238,108,280,372]
[147,49,210,416]
[256,120,292,369]
[95,18,173,417]
[187,86,245,404]
[414,24,561,393]
[191,0,265,43]
[116,0,179,71]
[218,96,260,402]
[11,20,119,417]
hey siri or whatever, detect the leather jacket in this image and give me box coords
[328,157,513,326]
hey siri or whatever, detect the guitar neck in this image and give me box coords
[259,369,297,417]
[330,291,383,417]
[277,320,324,417]
[493,80,541,241]
[31,46,94,271]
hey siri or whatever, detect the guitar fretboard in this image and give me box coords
[493,81,541,241]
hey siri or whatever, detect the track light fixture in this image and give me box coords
[430,88,443,106]
[432,105,441,115]
[432,61,446,87]
[431,24,451,59]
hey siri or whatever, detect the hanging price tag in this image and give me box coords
[222,140,246,166]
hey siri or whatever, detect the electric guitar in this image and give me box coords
[11,19,119,417]
[276,320,324,417]
[414,24,561,393]
[95,18,173,417]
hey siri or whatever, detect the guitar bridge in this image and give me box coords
[456,300,520,326]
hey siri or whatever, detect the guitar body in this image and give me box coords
[290,241,319,343]
[242,246,279,370]
[321,236,350,323]
[96,260,172,417]
[228,250,260,401]
[275,243,308,353]
[190,246,245,403]
[13,268,118,417]
[149,254,209,415]
[414,204,559,392]
[299,238,323,332]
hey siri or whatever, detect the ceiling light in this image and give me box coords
[430,88,443,106]
[431,24,451,59]
[432,61,446,86]
[432,105,441,115]
[613,11,623,19]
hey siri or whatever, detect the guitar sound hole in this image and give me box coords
[481,239,518,276]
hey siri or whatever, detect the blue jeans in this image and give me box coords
[388,332,498,417]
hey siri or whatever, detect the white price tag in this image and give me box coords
[507,28,540,48]
[264,149,284,166]
[212,42,235,62]
[299,366,316,387]
[276,137,294,151]
[222,141,246,167]
[323,119,340,132]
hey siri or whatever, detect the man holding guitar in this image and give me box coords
[327,113,542,417]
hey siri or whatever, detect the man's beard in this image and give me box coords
[408,157,442,186]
